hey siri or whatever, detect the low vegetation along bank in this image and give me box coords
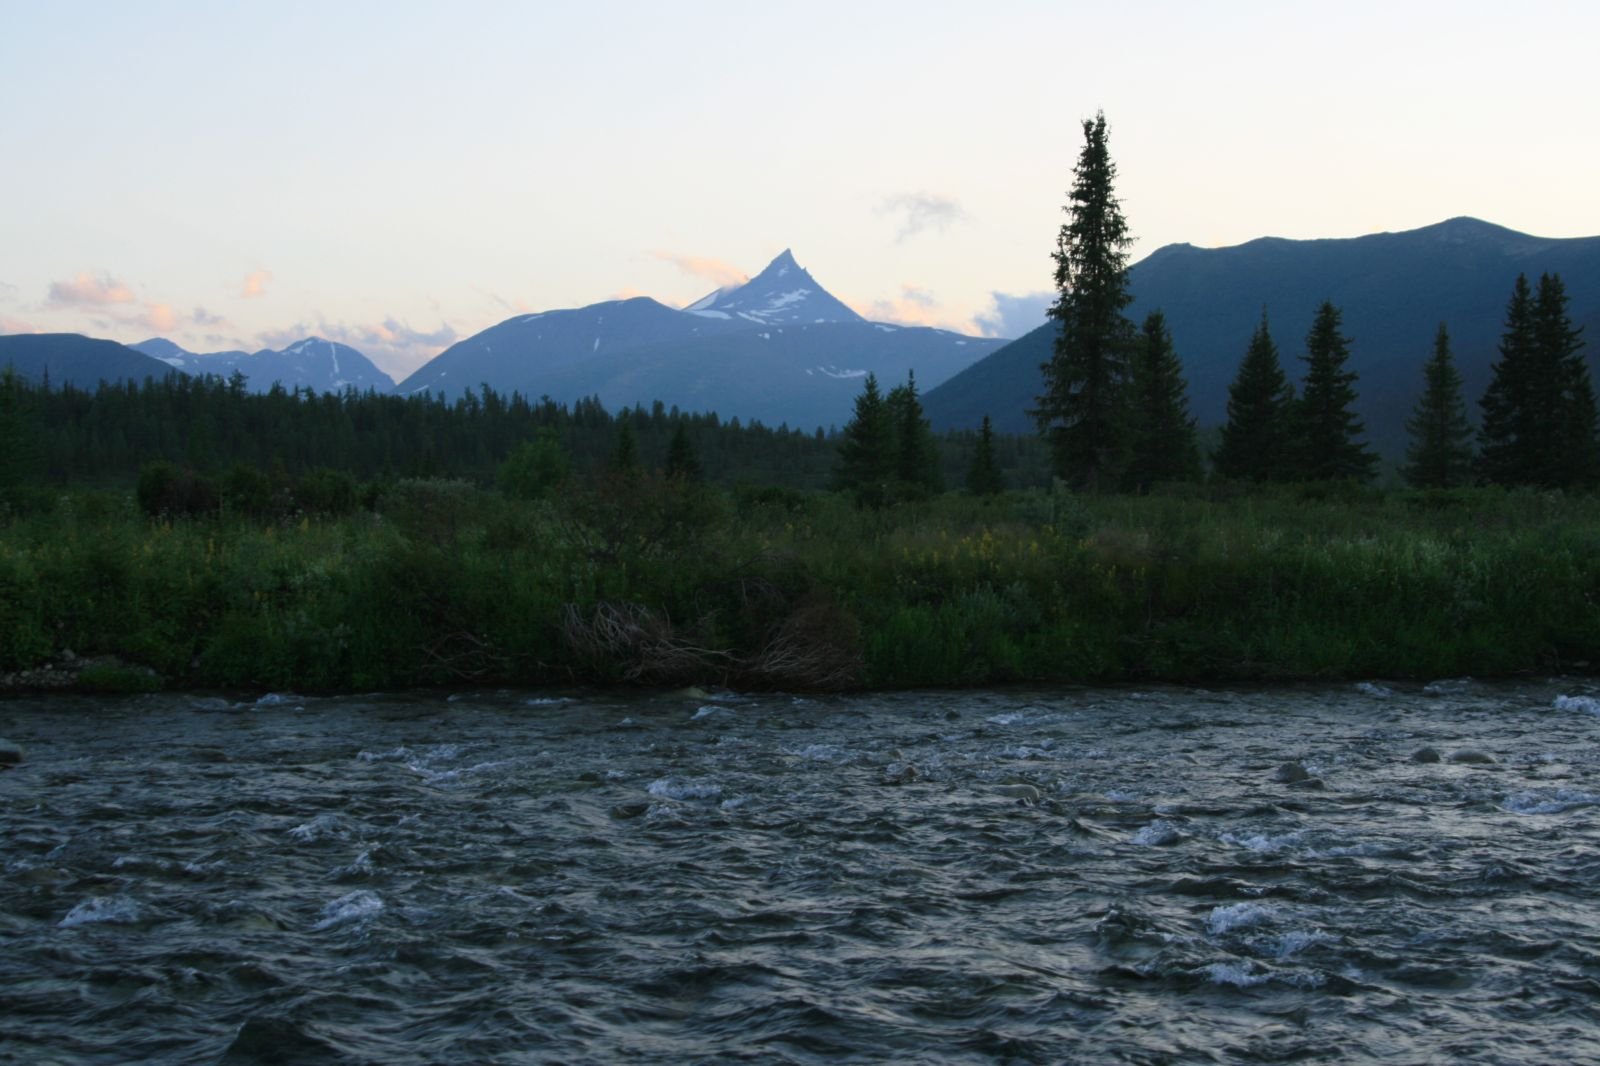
[2,478,1597,693]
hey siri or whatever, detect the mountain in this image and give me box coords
[924,218,1600,455]
[497,319,989,431]
[395,250,1003,430]
[132,337,395,394]
[681,249,865,325]
[0,333,181,388]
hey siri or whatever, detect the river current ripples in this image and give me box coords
[4,681,1600,1063]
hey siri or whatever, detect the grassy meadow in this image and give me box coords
[2,477,1597,693]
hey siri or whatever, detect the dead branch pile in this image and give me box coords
[559,598,862,691]
[560,601,736,685]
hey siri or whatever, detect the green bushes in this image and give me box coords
[3,480,1599,691]
[137,462,219,519]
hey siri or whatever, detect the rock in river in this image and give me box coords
[1448,749,1496,765]
[1272,762,1311,783]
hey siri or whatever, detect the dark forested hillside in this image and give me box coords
[925,218,1600,454]
[0,334,181,390]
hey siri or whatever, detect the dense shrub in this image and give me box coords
[295,468,359,517]
[136,462,218,519]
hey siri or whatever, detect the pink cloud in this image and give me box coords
[47,272,135,306]
[0,314,39,335]
[651,251,748,290]
[857,284,979,334]
[241,270,272,298]
[139,303,180,333]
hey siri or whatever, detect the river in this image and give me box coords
[3,680,1600,1063]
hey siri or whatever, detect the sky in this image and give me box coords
[2,0,1597,379]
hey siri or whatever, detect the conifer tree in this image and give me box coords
[664,419,702,482]
[833,373,895,505]
[0,367,41,495]
[1214,313,1295,482]
[1478,273,1572,486]
[608,417,639,477]
[1477,274,1538,485]
[966,414,1005,496]
[886,371,941,496]
[1536,273,1598,487]
[1123,310,1200,491]
[1034,111,1135,491]
[1403,324,1474,489]
[1293,301,1375,482]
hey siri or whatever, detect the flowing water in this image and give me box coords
[4,681,1600,1064]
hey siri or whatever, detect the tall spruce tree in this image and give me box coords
[664,419,702,482]
[1476,273,1588,487]
[886,371,941,496]
[966,414,1005,496]
[1214,313,1295,482]
[833,372,895,506]
[1123,309,1200,491]
[1403,324,1474,489]
[0,367,42,496]
[608,417,640,477]
[1477,274,1539,485]
[1293,301,1376,482]
[1034,111,1135,491]
[1536,273,1598,487]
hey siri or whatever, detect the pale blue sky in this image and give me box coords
[2,0,1596,375]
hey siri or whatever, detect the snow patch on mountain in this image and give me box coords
[683,250,864,326]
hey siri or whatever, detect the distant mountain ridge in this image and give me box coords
[132,337,395,394]
[924,217,1600,455]
[0,333,178,389]
[396,249,1002,431]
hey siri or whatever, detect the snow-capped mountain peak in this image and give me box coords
[130,336,393,394]
[683,249,863,326]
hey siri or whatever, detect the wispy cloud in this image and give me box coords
[858,284,978,334]
[192,306,229,327]
[241,270,272,299]
[47,272,136,307]
[481,288,533,316]
[0,314,39,335]
[0,281,18,304]
[973,290,1054,339]
[878,192,968,243]
[651,251,748,290]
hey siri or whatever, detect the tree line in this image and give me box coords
[1015,111,1596,493]
[0,366,1061,507]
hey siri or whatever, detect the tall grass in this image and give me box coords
[2,481,1596,690]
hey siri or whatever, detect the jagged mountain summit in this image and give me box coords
[682,249,864,326]
[132,337,395,394]
[396,250,1001,430]
[924,217,1600,455]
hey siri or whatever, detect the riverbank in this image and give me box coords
[2,480,1597,694]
